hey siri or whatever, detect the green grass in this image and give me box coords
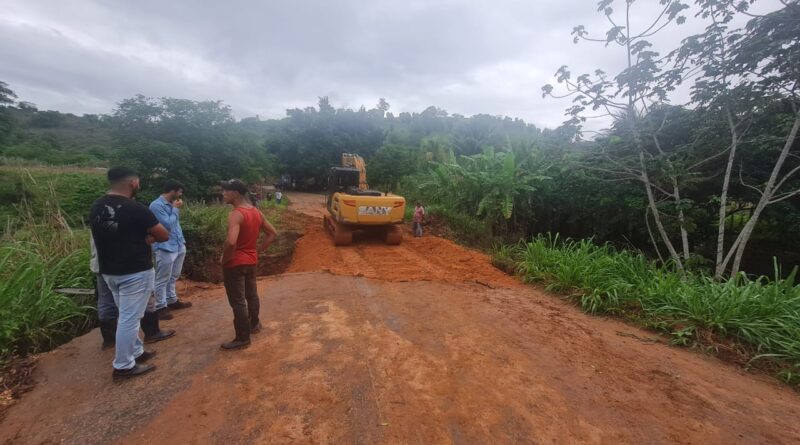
[0,217,94,361]
[495,234,800,376]
[0,165,107,228]
[181,198,288,281]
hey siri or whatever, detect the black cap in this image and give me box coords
[220,179,248,194]
[107,166,138,183]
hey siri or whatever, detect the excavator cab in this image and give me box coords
[328,167,360,191]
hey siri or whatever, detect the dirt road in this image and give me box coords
[1,192,799,444]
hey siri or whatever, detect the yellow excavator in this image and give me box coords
[324,153,406,245]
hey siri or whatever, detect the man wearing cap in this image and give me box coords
[219,179,278,350]
[90,167,172,380]
[149,179,192,321]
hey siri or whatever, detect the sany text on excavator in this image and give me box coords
[324,153,406,245]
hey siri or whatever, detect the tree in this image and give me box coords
[111,95,272,196]
[545,0,800,278]
[0,81,16,106]
[668,0,800,278]
[543,0,692,273]
[31,110,65,128]
[0,81,17,145]
[367,143,420,191]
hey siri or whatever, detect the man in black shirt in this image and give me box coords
[90,167,171,381]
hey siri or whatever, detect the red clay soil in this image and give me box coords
[1,192,799,444]
[287,223,519,288]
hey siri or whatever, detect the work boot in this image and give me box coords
[156,307,173,320]
[220,338,251,350]
[135,350,157,363]
[99,319,117,350]
[251,322,263,334]
[168,300,193,310]
[141,311,176,344]
[112,363,155,381]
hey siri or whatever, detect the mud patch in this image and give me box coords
[0,356,36,422]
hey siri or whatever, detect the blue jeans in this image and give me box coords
[154,245,186,310]
[103,269,154,370]
[413,222,423,237]
[96,273,118,321]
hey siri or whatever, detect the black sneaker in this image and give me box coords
[144,329,176,344]
[251,322,263,334]
[135,350,157,363]
[220,339,251,350]
[112,363,155,381]
[168,300,193,310]
[156,308,174,320]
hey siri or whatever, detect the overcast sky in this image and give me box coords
[0,0,784,129]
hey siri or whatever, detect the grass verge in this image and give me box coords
[493,233,800,385]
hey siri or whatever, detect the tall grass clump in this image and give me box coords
[0,201,94,361]
[181,202,230,281]
[497,234,800,364]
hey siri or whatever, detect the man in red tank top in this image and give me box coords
[219,179,278,350]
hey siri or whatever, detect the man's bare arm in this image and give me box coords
[259,213,278,250]
[220,211,243,264]
[147,223,170,243]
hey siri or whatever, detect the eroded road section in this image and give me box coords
[1,193,798,444]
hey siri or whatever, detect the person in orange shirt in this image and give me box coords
[219,179,278,350]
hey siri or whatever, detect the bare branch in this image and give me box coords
[688,146,731,170]
[639,19,673,39]
[738,163,765,196]
[633,2,672,40]
[768,188,800,204]
[772,162,800,194]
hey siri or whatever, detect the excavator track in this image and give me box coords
[383,224,403,245]
[324,214,353,246]
[324,214,402,246]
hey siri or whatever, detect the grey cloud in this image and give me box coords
[0,0,783,129]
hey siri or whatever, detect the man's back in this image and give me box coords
[90,194,159,275]
[224,206,263,269]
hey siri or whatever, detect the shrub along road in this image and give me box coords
[1,193,799,444]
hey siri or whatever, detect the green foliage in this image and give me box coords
[499,235,800,363]
[181,203,230,281]
[30,110,65,128]
[0,167,107,227]
[367,143,421,191]
[112,95,275,197]
[416,148,549,235]
[0,206,94,361]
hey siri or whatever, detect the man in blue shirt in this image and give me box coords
[149,180,192,320]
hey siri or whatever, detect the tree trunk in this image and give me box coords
[672,177,690,260]
[640,152,685,274]
[723,113,800,277]
[645,205,665,263]
[714,109,739,280]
